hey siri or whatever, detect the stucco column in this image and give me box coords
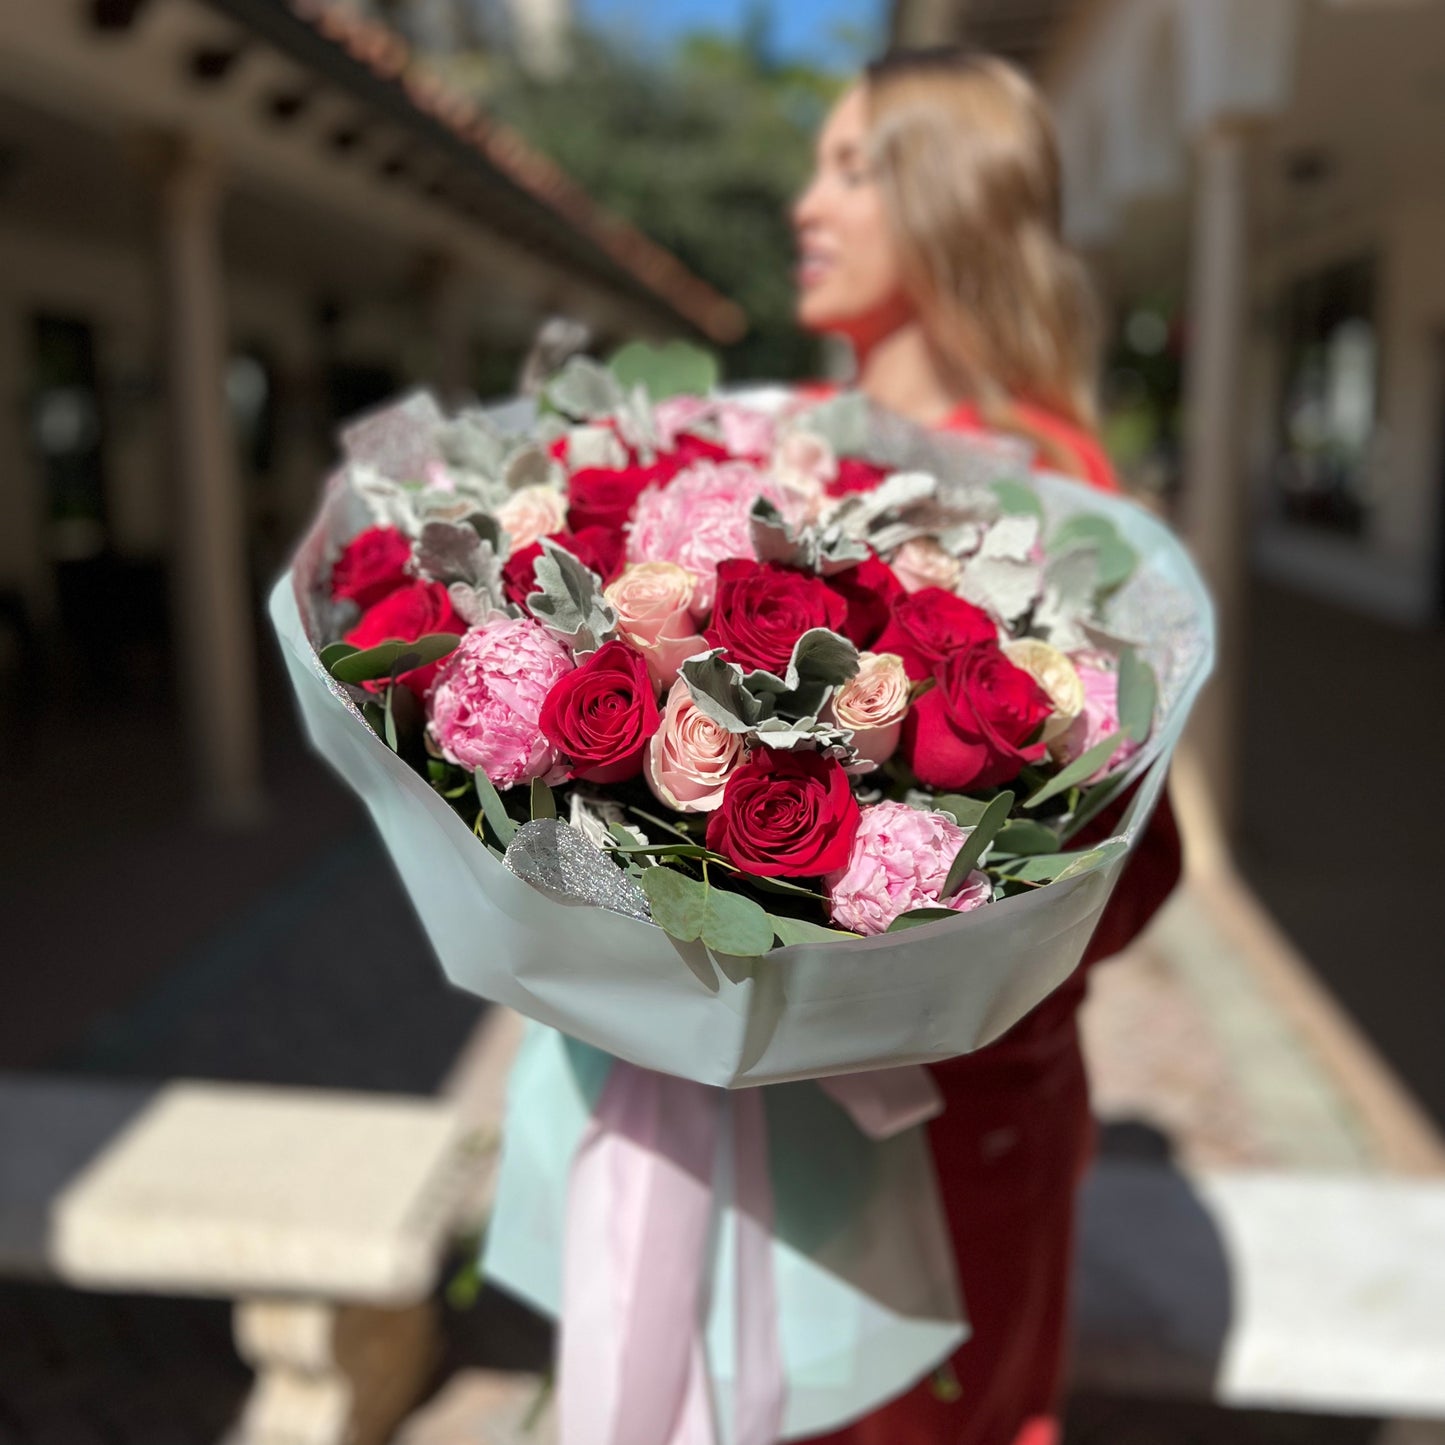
[155,136,263,823]
[1181,121,1251,838]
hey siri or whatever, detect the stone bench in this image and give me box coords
[0,1072,490,1445]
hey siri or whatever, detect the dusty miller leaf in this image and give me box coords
[545,356,624,420]
[525,537,618,656]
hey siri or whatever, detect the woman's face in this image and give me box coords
[792,86,912,347]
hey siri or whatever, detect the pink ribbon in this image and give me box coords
[559,1063,942,1445]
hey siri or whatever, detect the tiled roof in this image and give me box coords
[231,0,748,342]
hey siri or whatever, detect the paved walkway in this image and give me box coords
[3,575,1441,1441]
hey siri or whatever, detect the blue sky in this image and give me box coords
[579,0,886,70]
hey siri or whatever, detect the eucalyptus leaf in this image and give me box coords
[474,770,518,846]
[770,915,861,946]
[1048,515,1137,590]
[319,641,359,672]
[886,907,960,933]
[530,778,557,821]
[998,838,1129,884]
[993,819,1061,856]
[1023,734,1126,809]
[942,790,1014,898]
[991,478,1045,521]
[1117,647,1157,744]
[930,795,991,826]
[639,867,773,955]
[382,686,399,752]
[329,632,461,684]
[608,339,719,401]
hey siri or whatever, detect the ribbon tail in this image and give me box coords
[730,1088,786,1445]
[560,1062,722,1445]
[818,1065,945,1140]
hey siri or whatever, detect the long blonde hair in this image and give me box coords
[864,48,1101,467]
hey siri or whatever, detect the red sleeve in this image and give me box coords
[1077,789,1182,966]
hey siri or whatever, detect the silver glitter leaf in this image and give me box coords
[504,819,652,923]
[341,391,445,479]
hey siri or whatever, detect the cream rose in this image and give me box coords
[497,484,567,556]
[832,651,911,770]
[1003,638,1085,746]
[644,679,749,813]
[604,562,707,688]
[890,538,962,594]
[769,429,834,523]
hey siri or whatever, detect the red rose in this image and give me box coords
[904,644,1052,790]
[539,639,660,783]
[344,580,466,697]
[827,457,889,498]
[706,749,860,878]
[658,432,732,471]
[872,588,997,680]
[704,560,849,676]
[331,526,412,609]
[503,527,626,605]
[825,554,906,649]
[568,463,669,532]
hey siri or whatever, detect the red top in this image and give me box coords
[938,397,1119,494]
[802,389,1181,1445]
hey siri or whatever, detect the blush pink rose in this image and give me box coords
[652,395,715,451]
[625,461,809,617]
[824,800,992,936]
[498,485,568,556]
[830,651,910,771]
[1052,651,1142,780]
[644,679,749,813]
[714,402,776,460]
[604,562,706,688]
[426,617,573,788]
[889,538,962,594]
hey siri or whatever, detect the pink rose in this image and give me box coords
[644,679,749,813]
[714,402,775,460]
[824,801,992,936]
[426,617,573,788]
[604,562,707,688]
[889,538,962,594]
[1051,651,1141,780]
[625,461,809,617]
[830,652,910,770]
[652,395,715,451]
[772,429,836,494]
[498,485,568,556]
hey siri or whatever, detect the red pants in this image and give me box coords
[804,795,1181,1445]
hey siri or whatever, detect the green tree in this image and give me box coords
[484,22,850,380]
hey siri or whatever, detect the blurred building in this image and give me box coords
[0,0,741,818]
[894,0,1445,826]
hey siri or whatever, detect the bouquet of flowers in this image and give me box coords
[271,343,1213,1442]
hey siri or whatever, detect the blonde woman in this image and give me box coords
[792,50,1181,1445]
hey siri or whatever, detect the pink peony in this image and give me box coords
[1052,651,1142,780]
[426,617,573,788]
[824,800,992,936]
[604,562,707,688]
[625,460,810,618]
[644,679,749,813]
[830,651,910,770]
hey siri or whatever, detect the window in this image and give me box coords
[1272,256,1379,535]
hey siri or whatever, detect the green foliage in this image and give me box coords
[483,28,846,379]
[942,790,1014,897]
[640,865,775,956]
